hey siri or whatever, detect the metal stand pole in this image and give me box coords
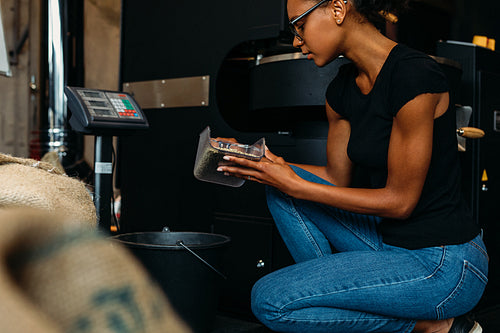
[94,135,113,232]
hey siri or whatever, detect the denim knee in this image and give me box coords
[265,185,293,217]
[265,185,286,204]
[251,275,282,329]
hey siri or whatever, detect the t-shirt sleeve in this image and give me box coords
[389,56,449,116]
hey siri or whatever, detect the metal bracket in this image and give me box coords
[123,75,210,109]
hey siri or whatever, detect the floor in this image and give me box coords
[209,306,500,333]
[211,316,273,333]
[472,305,500,333]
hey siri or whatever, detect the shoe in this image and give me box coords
[448,315,482,333]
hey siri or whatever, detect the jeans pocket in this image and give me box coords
[437,260,488,319]
[470,238,490,264]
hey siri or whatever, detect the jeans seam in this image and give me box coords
[436,261,465,319]
[271,315,412,325]
[337,217,380,251]
[403,321,417,333]
[469,240,489,262]
[436,259,488,319]
[288,197,326,258]
[464,260,488,283]
[317,203,382,251]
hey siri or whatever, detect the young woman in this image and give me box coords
[216,0,488,332]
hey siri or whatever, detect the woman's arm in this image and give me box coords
[284,101,353,186]
[220,92,446,220]
[289,92,445,219]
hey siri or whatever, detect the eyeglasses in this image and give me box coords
[288,0,346,42]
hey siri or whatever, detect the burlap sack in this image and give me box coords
[40,151,65,174]
[0,209,191,333]
[0,153,96,226]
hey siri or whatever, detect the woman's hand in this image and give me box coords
[216,146,303,196]
[262,145,280,163]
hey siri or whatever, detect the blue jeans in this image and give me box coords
[251,166,489,333]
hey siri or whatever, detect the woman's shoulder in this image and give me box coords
[390,44,444,77]
[386,44,449,116]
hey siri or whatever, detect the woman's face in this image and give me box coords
[287,0,343,67]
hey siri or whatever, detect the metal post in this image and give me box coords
[43,0,82,168]
[94,135,113,232]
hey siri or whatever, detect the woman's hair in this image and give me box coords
[350,0,410,25]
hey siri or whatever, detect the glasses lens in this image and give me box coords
[289,23,302,41]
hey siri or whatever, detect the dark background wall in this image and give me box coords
[399,0,499,54]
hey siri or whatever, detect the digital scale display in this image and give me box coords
[83,91,103,98]
[65,86,148,134]
[88,100,108,108]
[93,108,114,116]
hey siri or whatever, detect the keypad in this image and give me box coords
[110,94,139,118]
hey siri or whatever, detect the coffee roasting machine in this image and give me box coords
[117,0,349,317]
[117,1,500,319]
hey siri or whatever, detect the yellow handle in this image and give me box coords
[379,11,398,24]
[457,127,485,139]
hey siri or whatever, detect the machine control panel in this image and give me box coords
[65,86,149,134]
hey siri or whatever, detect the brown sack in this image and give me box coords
[0,209,191,333]
[0,153,96,227]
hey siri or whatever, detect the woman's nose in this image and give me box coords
[292,36,303,48]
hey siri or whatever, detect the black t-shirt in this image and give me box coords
[326,44,479,249]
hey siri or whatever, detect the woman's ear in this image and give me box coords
[330,0,347,24]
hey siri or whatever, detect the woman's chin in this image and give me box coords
[312,58,327,67]
[313,55,341,68]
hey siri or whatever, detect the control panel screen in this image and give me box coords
[88,100,109,108]
[83,91,104,98]
[93,108,115,116]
